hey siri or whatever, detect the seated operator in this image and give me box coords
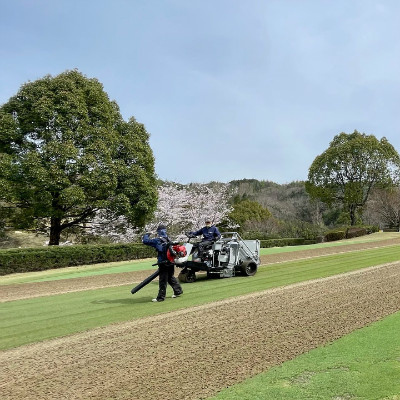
[189,217,221,257]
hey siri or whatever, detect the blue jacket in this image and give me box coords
[143,231,169,263]
[191,225,221,241]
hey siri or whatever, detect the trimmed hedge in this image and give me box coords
[323,225,379,242]
[0,243,155,276]
[324,230,346,242]
[346,227,367,239]
[364,225,380,234]
[259,238,318,248]
[241,232,281,240]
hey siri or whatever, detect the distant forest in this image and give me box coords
[229,179,317,223]
[227,178,393,231]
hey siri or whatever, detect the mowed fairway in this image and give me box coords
[1,233,400,399]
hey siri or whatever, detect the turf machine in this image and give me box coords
[130,232,260,295]
[177,232,260,283]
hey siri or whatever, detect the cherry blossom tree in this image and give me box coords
[87,182,235,242]
[144,182,235,239]
[88,210,138,243]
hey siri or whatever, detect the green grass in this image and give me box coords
[2,232,398,285]
[209,310,400,400]
[259,231,400,255]
[2,244,400,350]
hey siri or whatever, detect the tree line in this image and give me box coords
[1,70,400,246]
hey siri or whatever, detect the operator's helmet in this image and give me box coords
[205,218,212,226]
[157,224,167,237]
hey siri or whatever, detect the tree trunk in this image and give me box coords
[49,217,62,245]
[349,205,356,226]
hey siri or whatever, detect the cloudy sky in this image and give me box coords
[1,0,399,184]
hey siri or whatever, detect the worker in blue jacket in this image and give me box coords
[189,217,221,257]
[142,224,183,302]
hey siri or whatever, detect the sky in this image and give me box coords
[1,0,400,185]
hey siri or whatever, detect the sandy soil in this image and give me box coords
[0,270,156,303]
[1,261,400,399]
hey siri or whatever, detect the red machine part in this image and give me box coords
[167,245,187,262]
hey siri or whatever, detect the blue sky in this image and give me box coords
[1,0,399,184]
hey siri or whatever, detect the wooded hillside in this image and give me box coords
[229,179,321,223]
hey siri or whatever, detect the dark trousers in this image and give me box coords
[198,240,213,256]
[157,263,182,300]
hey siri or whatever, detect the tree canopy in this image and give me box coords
[306,130,400,225]
[0,70,157,244]
[229,199,271,230]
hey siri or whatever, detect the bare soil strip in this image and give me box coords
[2,237,400,303]
[0,270,155,303]
[1,262,400,400]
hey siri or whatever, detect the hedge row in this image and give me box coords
[324,230,346,242]
[323,226,379,242]
[241,232,281,240]
[0,243,155,275]
[259,238,319,248]
[259,225,379,247]
[346,227,367,239]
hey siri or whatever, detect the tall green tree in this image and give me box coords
[306,130,400,225]
[0,70,157,245]
[228,199,271,230]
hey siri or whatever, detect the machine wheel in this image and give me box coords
[178,270,196,283]
[241,262,257,276]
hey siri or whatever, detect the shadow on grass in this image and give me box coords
[91,296,152,305]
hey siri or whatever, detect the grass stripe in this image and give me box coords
[259,231,400,254]
[2,244,400,350]
[2,232,398,285]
